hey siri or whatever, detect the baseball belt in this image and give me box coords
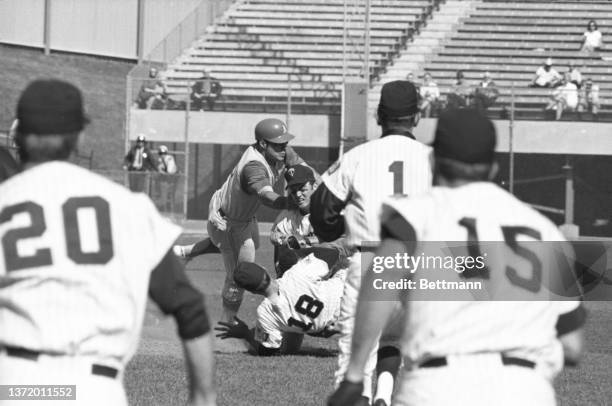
[4,346,119,379]
[420,355,535,369]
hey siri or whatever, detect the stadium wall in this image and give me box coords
[129,110,612,155]
[0,0,203,59]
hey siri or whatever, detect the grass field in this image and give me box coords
[127,234,612,406]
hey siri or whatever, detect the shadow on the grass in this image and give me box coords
[296,346,338,358]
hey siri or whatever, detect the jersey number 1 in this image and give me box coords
[388,161,404,195]
[0,198,113,271]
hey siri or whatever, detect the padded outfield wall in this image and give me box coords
[0,0,202,59]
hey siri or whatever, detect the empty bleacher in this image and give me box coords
[163,0,438,113]
[422,0,612,120]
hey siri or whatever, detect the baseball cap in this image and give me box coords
[234,262,271,293]
[159,145,168,153]
[545,58,553,66]
[17,79,89,135]
[285,165,315,188]
[255,118,295,144]
[433,108,496,164]
[377,80,420,120]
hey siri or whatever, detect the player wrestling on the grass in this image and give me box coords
[173,118,317,325]
[215,247,346,355]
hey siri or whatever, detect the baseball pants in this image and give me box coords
[0,351,126,406]
[334,251,403,400]
[393,354,556,406]
[208,218,259,312]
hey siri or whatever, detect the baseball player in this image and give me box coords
[0,145,18,183]
[311,80,433,404]
[215,247,345,355]
[329,109,586,406]
[0,80,216,406]
[179,119,313,324]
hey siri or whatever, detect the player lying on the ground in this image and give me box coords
[215,247,346,355]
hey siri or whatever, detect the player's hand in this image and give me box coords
[209,210,227,231]
[286,236,302,249]
[327,380,364,406]
[214,317,249,339]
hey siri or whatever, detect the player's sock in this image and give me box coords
[373,346,401,405]
[190,237,221,257]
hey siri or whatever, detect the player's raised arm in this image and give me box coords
[148,249,216,406]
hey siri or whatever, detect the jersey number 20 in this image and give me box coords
[287,294,324,332]
[0,198,113,271]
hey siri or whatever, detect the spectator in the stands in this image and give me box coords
[191,70,223,111]
[530,58,562,88]
[472,71,500,112]
[123,135,158,192]
[157,145,178,212]
[567,62,583,88]
[136,67,167,109]
[545,72,578,120]
[578,78,601,119]
[447,70,472,108]
[580,20,604,53]
[419,71,440,118]
[405,71,416,84]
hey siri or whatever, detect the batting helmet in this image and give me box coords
[254,118,295,144]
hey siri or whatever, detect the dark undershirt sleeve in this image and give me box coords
[256,345,281,356]
[240,161,272,195]
[310,183,346,242]
[380,206,418,255]
[556,304,587,336]
[148,249,211,339]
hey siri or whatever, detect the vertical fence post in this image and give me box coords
[286,74,292,129]
[183,85,191,220]
[137,0,146,64]
[43,0,51,55]
[509,82,515,195]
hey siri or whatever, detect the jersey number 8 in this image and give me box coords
[287,294,324,332]
[0,198,113,272]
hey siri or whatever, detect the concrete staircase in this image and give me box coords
[367,0,480,116]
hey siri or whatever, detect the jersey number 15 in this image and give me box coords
[0,198,113,271]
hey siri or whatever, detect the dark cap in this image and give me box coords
[234,262,271,293]
[255,118,295,144]
[377,80,420,121]
[433,108,496,164]
[285,165,315,188]
[17,79,88,135]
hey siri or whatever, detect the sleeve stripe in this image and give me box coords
[556,303,587,336]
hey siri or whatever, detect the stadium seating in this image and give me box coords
[163,0,439,113]
[421,0,612,120]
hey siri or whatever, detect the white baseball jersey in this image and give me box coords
[322,135,432,247]
[380,182,581,376]
[254,254,345,349]
[270,210,313,244]
[0,161,181,366]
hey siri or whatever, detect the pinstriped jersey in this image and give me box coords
[380,182,581,378]
[254,254,345,348]
[321,135,432,247]
[0,162,181,365]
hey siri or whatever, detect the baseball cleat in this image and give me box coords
[373,399,388,406]
[172,245,191,260]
